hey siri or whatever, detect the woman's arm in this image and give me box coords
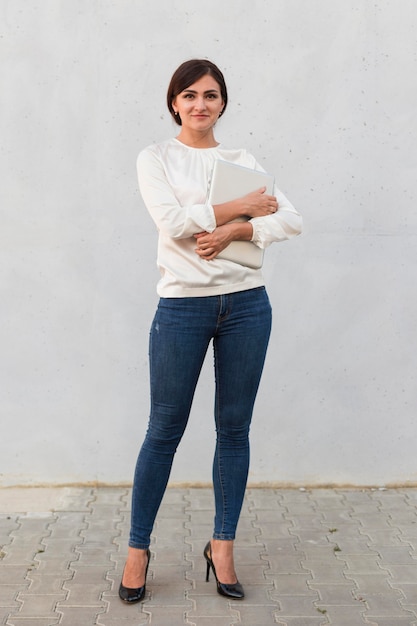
[137,149,217,239]
[195,183,302,261]
[250,182,302,247]
[212,186,279,225]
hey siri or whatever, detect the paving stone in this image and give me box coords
[310,494,346,509]
[0,517,19,546]
[55,605,107,625]
[33,553,78,571]
[98,613,150,626]
[96,591,151,620]
[390,582,417,602]
[186,595,239,618]
[1,548,40,566]
[47,513,88,537]
[363,590,409,613]
[0,585,27,606]
[290,529,334,545]
[309,583,359,605]
[375,494,410,509]
[277,595,326,615]
[26,572,71,593]
[233,545,268,564]
[344,573,394,594]
[247,491,283,510]
[362,528,404,544]
[7,618,60,626]
[275,614,328,625]
[355,514,397,529]
[384,564,417,580]
[401,604,417,617]
[254,522,296,539]
[234,583,275,603]
[264,554,307,575]
[374,544,417,563]
[364,618,417,625]
[281,501,318,515]
[232,603,280,625]
[278,490,314,503]
[313,604,369,624]
[301,562,348,582]
[58,582,110,605]
[396,526,417,541]
[10,593,66,618]
[270,574,315,596]
[325,538,375,554]
[184,524,214,542]
[186,617,238,626]
[0,489,88,515]
[184,511,215,527]
[261,538,300,555]
[0,566,31,585]
[0,607,15,624]
[285,514,325,529]
[336,490,374,504]
[137,581,193,606]
[74,547,114,565]
[39,538,83,552]
[336,554,388,574]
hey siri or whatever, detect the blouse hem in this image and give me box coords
[156,277,265,298]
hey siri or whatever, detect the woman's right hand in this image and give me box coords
[242,186,278,218]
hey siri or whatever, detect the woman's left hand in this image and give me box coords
[194,225,235,261]
[194,221,253,261]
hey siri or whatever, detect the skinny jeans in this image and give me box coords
[129,286,272,549]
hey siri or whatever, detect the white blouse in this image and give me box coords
[137,137,302,297]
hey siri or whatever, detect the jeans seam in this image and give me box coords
[214,339,227,538]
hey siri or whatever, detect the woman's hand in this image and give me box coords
[242,186,278,218]
[212,187,278,226]
[194,222,253,261]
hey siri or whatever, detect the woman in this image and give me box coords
[119,59,302,603]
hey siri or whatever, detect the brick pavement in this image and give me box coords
[0,486,417,625]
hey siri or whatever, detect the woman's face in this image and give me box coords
[172,74,224,134]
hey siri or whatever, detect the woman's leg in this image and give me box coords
[123,297,214,589]
[211,288,272,579]
[129,298,213,550]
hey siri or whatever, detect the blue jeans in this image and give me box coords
[129,287,272,549]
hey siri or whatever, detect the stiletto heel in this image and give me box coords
[203,541,244,599]
[119,549,151,603]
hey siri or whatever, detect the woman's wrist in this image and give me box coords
[228,220,253,242]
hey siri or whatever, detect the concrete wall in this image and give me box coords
[1,0,416,487]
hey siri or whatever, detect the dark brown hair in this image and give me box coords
[167,59,228,126]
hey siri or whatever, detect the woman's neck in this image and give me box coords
[175,128,219,149]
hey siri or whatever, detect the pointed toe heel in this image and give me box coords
[119,549,151,604]
[203,541,244,600]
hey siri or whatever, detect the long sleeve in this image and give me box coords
[249,165,303,249]
[137,147,217,239]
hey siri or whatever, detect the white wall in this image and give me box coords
[1,0,416,487]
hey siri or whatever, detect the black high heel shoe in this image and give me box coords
[119,549,151,603]
[204,541,244,599]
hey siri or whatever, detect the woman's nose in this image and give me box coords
[194,97,206,110]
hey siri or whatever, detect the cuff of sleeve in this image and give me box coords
[250,218,268,249]
[201,204,217,233]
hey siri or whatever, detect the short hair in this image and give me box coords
[167,59,228,126]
